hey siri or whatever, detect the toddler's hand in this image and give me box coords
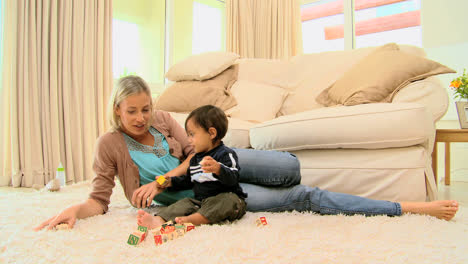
[200,156,221,175]
[155,175,170,188]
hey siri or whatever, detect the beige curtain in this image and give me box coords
[1,0,112,187]
[226,0,303,59]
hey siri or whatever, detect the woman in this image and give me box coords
[35,76,458,231]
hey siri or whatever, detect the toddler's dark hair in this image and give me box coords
[185,105,228,143]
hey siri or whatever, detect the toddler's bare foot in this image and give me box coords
[401,200,459,220]
[137,210,165,229]
[175,213,210,226]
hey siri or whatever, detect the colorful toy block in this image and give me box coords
[184,223,195,232]
[137,225,148,233]
[55,223,69,230]
[161,220,174,228]
[153,234,163,245]
[156,176,166,185]
[255,217,268,227]
[127,230,146,246]
[147,221,194,246]
[162,225,175,234]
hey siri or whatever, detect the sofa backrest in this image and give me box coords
[233,44,448,122]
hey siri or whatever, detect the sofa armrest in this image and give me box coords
[392,76,449,122]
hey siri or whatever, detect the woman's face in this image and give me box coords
[115,92,151,138]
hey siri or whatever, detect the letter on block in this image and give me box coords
[127,230,146,246]
[154,234,163,245]
[255,217,268,227]
[184,223,195,232]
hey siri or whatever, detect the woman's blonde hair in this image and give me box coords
[107,75,153,131]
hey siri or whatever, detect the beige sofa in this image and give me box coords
[160,44,453,202]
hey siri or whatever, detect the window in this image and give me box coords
[301,0,422,53]
[354,0,421,48]
[192,2,224,54]
[112,0,166,94]
[301,0,344,53]
[112,19,140,79]
[112,0,225,96]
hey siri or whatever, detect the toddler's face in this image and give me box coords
[186,118,215,153]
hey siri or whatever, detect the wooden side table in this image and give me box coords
[432,129,468,185]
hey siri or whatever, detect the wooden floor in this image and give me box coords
[438,181,468,206]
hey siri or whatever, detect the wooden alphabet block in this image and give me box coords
[163,226,175,234]
[55,223,69,230]
[150,227,162,236]
[255,217,268,227]
[162,220,174,228]
[184,223,195,232]
[175,228,185,237]
[153,234,163,245]
[127,230,146,246]
[137,225,148,233]
[156,176,166,185]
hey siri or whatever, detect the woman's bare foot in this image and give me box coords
[401,200,459,220]
[175,213,210,226]
[137,210,165,229]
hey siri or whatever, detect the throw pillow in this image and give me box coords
[165,51,240,81]
[315,43,456,106]
[154,65,238,113]
[227,80,288,123]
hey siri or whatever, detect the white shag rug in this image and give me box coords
[1,181,467,264]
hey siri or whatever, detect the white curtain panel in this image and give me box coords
[1,0,112,187]
[226,0,303,59]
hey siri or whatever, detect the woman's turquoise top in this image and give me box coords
[123,126,194,205]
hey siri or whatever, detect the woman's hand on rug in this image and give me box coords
[132,181,158,209]
[34,205,79,231]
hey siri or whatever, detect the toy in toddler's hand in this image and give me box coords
[156,176,166,186]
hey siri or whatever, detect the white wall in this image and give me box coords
[422,0,468,182]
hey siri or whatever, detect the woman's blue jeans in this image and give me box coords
[157,148,401,216]
[234,148,401,216]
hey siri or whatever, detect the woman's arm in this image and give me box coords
[131,153,194,208]
[34,198,103,231]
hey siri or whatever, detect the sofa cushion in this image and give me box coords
[165,51,239,81]
[154,65,238,113]
[249,103,433,151]
[236,59,291,89]
[168,112,254,149]
[316,43,455,106]
[278,45,384,116]
[227,80,288,123]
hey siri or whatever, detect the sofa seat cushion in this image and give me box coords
[168,112,255,149]
[249,103,433,151]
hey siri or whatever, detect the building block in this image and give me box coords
[162,226,175,234]
[127,230,146,246]
[184,223,195,232]
[156,176,166,185]
[255,217,268,227]
[153,234,163,245]
[137,225,148,233]
[55,223,69,230]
